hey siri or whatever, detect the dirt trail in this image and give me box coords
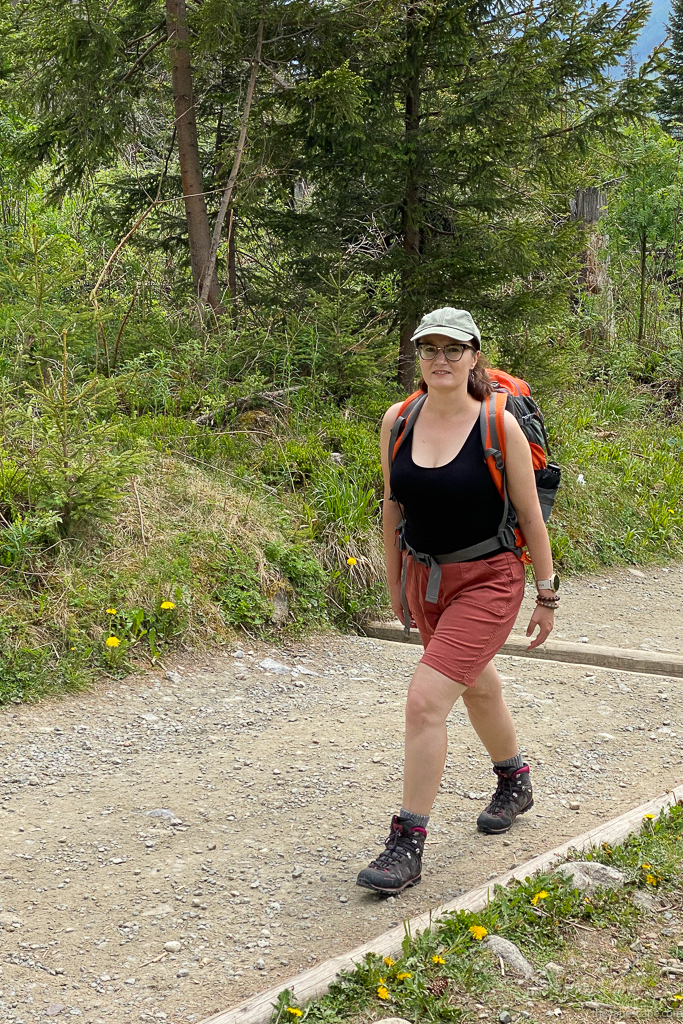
[1,562,682,1024]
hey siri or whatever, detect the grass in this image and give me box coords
[269,805,683,1023]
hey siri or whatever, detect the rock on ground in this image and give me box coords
[554,860,626,891]
[483,935,537,978]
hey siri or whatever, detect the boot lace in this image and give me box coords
[487,772,517,815]
[368,827,414,870]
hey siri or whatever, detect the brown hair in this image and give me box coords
[417,356,493,401]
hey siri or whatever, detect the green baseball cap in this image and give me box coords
[411,307,481,350]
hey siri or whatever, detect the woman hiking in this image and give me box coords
[357,307,559,895]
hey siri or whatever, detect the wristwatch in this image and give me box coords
[535,572,560,592]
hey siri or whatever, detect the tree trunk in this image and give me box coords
[638,229,647,345]
[166,0,220,308]
[227,209,237,302]
[397,6,421,393]
[199,19,263,307]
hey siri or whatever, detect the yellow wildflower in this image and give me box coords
[105,608,117,615]
[383,957,394,967]
[531,890,549,906]
[160,600,176,610]
[646,873,658,886]
[641,863,652,870]
[397,972,412,980]
[469,925,488,940]
[644,813,655,820]
[673,994,683,1002]
[105,637,120,648]
[432,954,445,964]
[377,985,389,1000]
[286,1009,303,1018]
[346,556,357,566]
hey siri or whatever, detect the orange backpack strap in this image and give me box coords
[388,390,428,468]
[479,394,529,560]
[480,391,507,498]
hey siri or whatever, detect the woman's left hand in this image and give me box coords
[525,605,554,650]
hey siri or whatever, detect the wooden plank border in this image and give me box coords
[199,784,683,1024]
[362,622,683,679]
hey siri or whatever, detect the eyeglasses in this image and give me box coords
[416,342,475,362]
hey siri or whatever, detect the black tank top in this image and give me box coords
[390,417,504,558]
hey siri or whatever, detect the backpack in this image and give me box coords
[388,369,561,564]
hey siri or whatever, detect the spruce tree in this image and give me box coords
[658,0,683,137]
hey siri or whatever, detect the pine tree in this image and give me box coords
[264,0,658,388]
[658,0,683,137]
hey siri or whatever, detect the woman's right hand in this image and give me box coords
[389,580,405,624]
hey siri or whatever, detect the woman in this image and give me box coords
[357,307,558,895]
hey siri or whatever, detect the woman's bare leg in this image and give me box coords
[402,662,467,815]
[461,660,518,762]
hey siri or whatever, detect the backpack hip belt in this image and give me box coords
[397,524,520,638]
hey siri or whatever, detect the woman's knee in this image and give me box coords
[405,684,445,731]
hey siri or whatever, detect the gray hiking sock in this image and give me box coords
[399,807,430,829]
[494,752,525,772]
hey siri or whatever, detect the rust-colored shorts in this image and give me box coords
[405,550,526,686]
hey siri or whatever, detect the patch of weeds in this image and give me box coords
[98,591,185,670]
[0,640,92,705]
[210,543,273,630]
[266,541,329,628]
[577,804,683,892]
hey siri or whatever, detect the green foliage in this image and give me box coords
[550,386,683,570]
[1,341,145,534]
[210,543,274,630]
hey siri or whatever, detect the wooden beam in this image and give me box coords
[362,621,683,679]
[198,785,683,1024]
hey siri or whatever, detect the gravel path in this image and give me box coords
[1,562,682,1024]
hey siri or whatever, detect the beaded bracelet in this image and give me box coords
[536,595,560,610]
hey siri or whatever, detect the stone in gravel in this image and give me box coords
[499,1013,513,1024]
[259,657,290,673]
[146,808,175,819]
[255,957,266,969]
[483,935,536,978]
[633,891,656,912]
[375,1019,412,1024]
[568,800,580,810]
[47,1005,66,1016]
[28,775,39,786]
[292,866,303,878]
[177,968,189,977]
[165,671,182,684]
[554,861,625,891]
[164,941,182,953]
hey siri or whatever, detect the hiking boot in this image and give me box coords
[477,764,534,834]
[356,816,426,894]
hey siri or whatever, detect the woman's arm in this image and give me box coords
[380,403,407,623]
[502,410,555,649]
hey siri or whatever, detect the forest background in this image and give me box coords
[2,0,683,703]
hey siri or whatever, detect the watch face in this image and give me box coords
[552,572,560,591]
